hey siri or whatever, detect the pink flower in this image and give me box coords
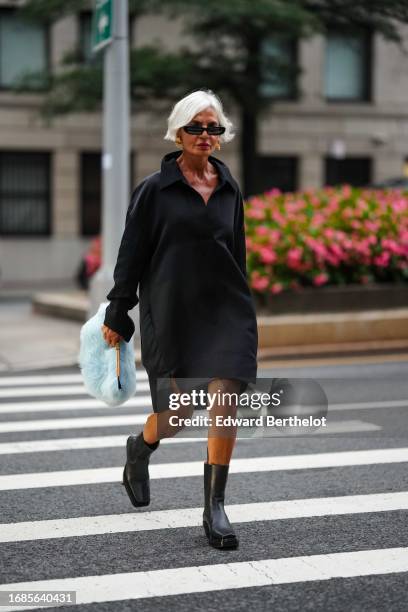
[310,213,326,227]
[286,201,305,213]
[356,198,368,211]
[269,229,281,243]
[364,221,380,232]
[247,208,266,220]
[259,247,277,264]
[353,240,371,257]
[324,252,341,267]
[373,252,391,267]
[329,243,345,259]
[255,225,269,236]
[271,210,286,225]
[311,241,327,258]
[392,199,408,213]
[341,185,352,198]
[381,238,401,255]
[250,197,267,209]
[313,273,329,286]
[265,188,281,197]
[287,247,303,269]
[252,276,269,291]
[342,208,354,219]
[270,282,283,294]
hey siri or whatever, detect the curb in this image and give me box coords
[32,290,408,346]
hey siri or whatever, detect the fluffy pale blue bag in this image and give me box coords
[78,302,137,407]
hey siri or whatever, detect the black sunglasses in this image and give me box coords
[182,124,226,136]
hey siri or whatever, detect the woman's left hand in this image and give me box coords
[101,324,123,348]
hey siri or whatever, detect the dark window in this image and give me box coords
[80,152,135,236]
[324,27,371,102]
[79,12,95,64]
[260,34,298,100]
[0,152,51,236]
[81,153,101,236]
[325,157,372,186]
[0,9,49,90]
[255,156,298,193]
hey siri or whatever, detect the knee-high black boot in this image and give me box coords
[122,432,160,507]
[203,450,239,549]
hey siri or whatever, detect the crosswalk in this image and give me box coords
[0,367,407,611]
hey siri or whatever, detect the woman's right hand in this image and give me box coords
[101,324,124,348]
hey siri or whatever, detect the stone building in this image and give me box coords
[1,1,408,286]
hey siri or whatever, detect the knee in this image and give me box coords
[209,378,241,394]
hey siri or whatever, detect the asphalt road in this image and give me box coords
[0,359,407,611]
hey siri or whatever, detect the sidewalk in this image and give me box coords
[0,288,142,372]
[1,286,408,372]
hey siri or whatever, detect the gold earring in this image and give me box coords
[175,137,183,147]
[216,142,221,150]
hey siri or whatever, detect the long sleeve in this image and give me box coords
[103,179,152,342]
[233,190,248,280]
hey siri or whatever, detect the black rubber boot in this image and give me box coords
[122,432,160,507]
[203,453,239,549]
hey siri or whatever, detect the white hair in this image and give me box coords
[164,89,235,144]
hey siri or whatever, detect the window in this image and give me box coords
[0,9,48,89]
[81,153,101,236]
[324,27,371,101]
[255,156,298,194]
[0,152,51,236]
[260,34,298,99]
[325,157,372,186]
[79,12,95,64]
[80,152,135,236]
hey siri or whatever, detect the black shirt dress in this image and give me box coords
[104,150,258,412]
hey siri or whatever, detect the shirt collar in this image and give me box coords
[159,150,236,192]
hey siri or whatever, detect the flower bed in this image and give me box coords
[244,185,408,302]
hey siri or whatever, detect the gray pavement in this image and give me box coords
[0,359,407,611]
[0,300,83,372]
[0,298,142,372]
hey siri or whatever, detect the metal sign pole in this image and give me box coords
[89,0,135,340]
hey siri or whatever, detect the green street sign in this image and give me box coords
[92,0,113,53]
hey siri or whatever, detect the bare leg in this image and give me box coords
[207,378,241,465]
[143,377,194,444]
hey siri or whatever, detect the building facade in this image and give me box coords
[1,1,408,286]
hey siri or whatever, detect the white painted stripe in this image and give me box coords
[313,420,380,433]
[0,548,407,610]
[0,415,148,433]
[330,399,408,411]
[261,420,380,436]
[0,447,407,491]
[0,394,392,419]
[0,372,148,386]
[0,382,150,399]
[0,435,208,455]
[0,396,152,414]
[1,491,407,543]
[0,420,378,455]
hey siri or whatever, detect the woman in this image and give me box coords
[101,89,258,550]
